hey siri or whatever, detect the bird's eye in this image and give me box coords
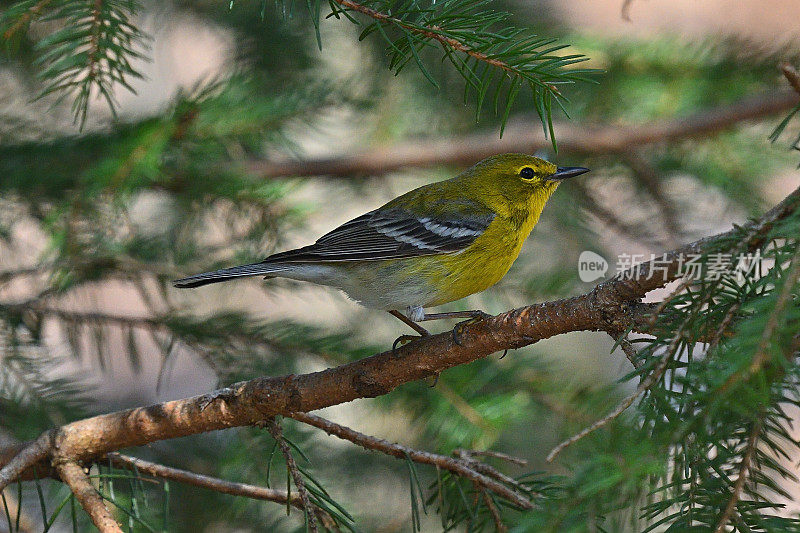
[519,167,535,180]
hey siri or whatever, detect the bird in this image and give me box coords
[173,153,589,340]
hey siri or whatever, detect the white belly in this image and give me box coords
[266,261,440,311]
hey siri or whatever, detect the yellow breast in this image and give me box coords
[351,184,557,310]
[424,206,543,306]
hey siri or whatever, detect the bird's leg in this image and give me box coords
[418,309,492,346]
[389,308,492,347]
[389,309,431,336]
[389,309,430,354]
[416,310,492,322]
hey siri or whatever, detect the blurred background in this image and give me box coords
[1,0,799,530]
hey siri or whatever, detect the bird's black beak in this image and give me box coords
[548,166,590,181]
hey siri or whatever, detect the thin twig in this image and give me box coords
[451,449,529,494]
[781,63,800,96]
[54,460,122,533]
[265,418,319,533]
[608,330,642,369]
[452,449,527,467]
[0,303,165,331]
[106,453,333,526]
[480,488,507,533]
[714,420,762,533]
[0,266,46,281]
[705,301,742,356]
[332,0,560,93]
[289,412,535,509]
[647,277,695,329]
[546,332,682,462]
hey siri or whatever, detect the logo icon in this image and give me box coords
[578,251,608,283]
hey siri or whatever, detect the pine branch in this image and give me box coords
[323,0,594,141]
[714,420,762,533]
[747,245,800,373]
[289,411,534,509]
[264,418,318,533]
[545,330,681,462]
[1,0,53,41]
[54,460,122,533]
[106,453,335,527]
[0,0,147,127]
[716,243,800,394]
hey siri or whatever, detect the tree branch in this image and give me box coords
[0,432,53,490]
[289,412,534,508]
[243,90,798,178]
[106,453,329,520]
[54,460,122,533]
[264,418,318,533]
[332,0,561,94]
[546,329,682,462]
[714,420,762,533]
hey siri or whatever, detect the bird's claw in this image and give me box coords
[198,387,235,411]
[452,311,492,346]
[392,334,423,355]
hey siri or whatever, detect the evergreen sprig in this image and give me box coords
[771,63,800,160]
[1,0,147,127]
[324,0,596,145]
[638,217,800,531]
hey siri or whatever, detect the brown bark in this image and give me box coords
[54,461,122,533]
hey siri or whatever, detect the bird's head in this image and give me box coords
[463,153,589,216]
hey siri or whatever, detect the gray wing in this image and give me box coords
[263,205,495,263]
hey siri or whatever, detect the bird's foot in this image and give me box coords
[392,333,427,355]
[198,387,235,411]
[452,310,492,346]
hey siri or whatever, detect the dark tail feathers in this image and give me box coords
[172,262,278,288]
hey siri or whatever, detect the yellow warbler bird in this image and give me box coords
[173,154,588,337]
